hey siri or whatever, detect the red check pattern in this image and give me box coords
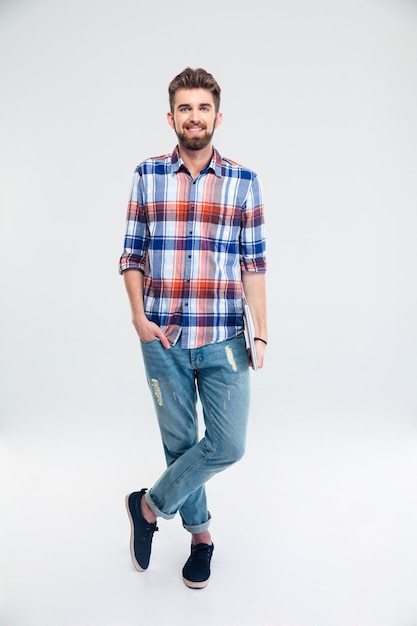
[119,147,266,348]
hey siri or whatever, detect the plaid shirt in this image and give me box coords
[119,146,267,348]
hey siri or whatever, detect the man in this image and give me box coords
[119,67,267,589]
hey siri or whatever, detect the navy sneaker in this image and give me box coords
[182,543,214,589]
[125,489,158,571]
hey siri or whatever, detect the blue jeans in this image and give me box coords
[140,333,250,534]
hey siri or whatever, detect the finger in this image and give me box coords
[255,345,265,369]
[160,336,171,349]
[155,329,171,349]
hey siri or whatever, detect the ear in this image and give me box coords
[214,112,223,129]
[167,112,175,129]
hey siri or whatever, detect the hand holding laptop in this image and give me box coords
[242,297,259,370]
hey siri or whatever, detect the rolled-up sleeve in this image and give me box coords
[240,173,267,273]
[119,170,148,274]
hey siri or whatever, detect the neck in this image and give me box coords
[178,143,213,179]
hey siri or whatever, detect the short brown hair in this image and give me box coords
[168,67,221,113]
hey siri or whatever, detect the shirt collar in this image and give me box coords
[171,146,223,178]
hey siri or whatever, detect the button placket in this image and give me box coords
[184,179,198,314]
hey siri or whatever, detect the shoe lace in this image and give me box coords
[191,543,212,563]
[140,524,158,543]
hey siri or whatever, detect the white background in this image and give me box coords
[1,1,417,625]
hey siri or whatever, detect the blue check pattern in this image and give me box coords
[119,147,266,348]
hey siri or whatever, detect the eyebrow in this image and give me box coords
[177,102,213,108]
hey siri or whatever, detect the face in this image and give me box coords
[167,88,222,151]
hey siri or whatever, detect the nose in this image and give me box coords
[189,107,201,124]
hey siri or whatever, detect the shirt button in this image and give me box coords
[188,254,192,258]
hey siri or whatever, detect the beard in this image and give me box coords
[175,125,215,151]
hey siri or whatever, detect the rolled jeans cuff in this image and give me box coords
[182,511,211,534]
[145,490,212,533]
[144,490,176,520]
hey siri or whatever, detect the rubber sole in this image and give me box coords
[182,575,210,589]
[125,493,146,572]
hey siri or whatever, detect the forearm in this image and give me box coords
[123,269,170,348]
[242,271,267,340]
[123,269,146,321]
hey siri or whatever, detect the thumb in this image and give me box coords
[156,329,171,349]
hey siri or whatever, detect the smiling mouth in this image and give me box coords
[186,126,205,133]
